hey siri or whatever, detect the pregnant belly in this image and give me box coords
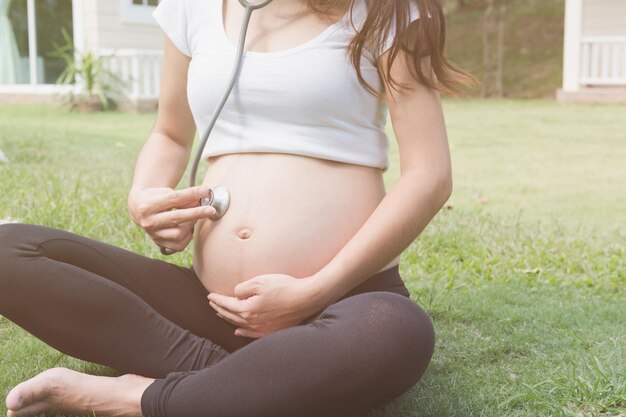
[192,152,401,296]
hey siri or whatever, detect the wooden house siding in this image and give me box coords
[582,0,626,37]
[84,0,162,51]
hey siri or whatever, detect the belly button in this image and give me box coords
[237,228,252,240]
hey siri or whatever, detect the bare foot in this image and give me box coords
[5,367,155,417]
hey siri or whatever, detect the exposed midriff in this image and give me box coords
[192,152,400,296]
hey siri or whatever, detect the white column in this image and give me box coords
[72,0,85,53]
[563,0,583,91]
[27,0,36,85]
[72,0,86,92]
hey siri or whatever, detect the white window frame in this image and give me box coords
[120,0,160,25]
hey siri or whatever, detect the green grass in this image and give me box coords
[1,100,625,417]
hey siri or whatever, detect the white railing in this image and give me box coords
[99,48,163,100]
[580,36,626,86]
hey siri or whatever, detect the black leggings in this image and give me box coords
[0,223,435,417]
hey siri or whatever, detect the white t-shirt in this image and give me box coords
[152,0,420,172]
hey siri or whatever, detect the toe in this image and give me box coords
[5,369,61,412]
[6,385,25,411]
[7,400,51,417]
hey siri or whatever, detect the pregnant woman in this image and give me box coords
[1,0,474,416]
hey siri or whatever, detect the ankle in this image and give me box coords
[116,374,156,417]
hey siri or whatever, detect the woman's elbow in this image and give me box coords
[401,164,453,207]
[435,171,453,208]
[441,173,453,200]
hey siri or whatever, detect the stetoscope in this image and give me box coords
[159,0,274,255]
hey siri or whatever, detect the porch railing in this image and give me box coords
[99,48,163,100]
[580,36,626,86]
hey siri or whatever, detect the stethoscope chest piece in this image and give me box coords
[201,185,230,219]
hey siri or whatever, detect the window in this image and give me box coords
[2,0,74,85]
[121,0,160,25]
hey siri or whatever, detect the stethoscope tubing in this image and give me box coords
[160,0,273,256]
[188,0,273,188]
[238,0,274,10]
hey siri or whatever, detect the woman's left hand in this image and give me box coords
[207,273,326,339]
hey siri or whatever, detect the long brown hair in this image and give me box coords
[307,0,478,100]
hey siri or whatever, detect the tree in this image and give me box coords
[442,0,489,14]
[481,0,507,97]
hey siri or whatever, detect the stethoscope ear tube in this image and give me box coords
[159,0,273,256]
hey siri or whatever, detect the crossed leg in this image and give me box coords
[0,223,435,417]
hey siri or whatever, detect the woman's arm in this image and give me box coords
[307,51,453,309]
[128,36,195,195]
[127,36,217,252]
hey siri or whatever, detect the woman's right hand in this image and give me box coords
[127,185,217,253]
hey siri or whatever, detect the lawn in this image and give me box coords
[0,100,624,417]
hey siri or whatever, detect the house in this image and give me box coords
[558,0,626,103]
[0,0,164,112]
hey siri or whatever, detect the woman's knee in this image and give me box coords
[0,222,46,256]
[325,291,436,388]
[331,291,434,345]
[0,222,28,263]
[369,292,435,395]
[0,223,51,286]
[0,223,28,305]
[365,291,434,366]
